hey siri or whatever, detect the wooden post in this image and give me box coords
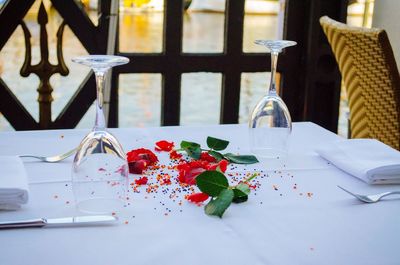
[282,0,348,133]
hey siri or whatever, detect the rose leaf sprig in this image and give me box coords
[179,136,259,164]
[178,136,259,218]
[196,171,258,218]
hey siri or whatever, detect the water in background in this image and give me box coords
[0,2,359,135]
[0,6,275,131]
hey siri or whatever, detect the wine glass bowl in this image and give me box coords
[71,55,129,214]
[71,55,129,69]
[249,40,296,158]
[72,130,128,213]
[254,40,297,52]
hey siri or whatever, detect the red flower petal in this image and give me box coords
[218,159,229,173]
[127,148,158,164]
[177,161,208,185]
[200,152,216,162]
[126,148,158,174]
[183,167,206,185]
[134,176,148,185]
[187,192,209,203]
[169,150,183,160]
[155,140,175,152]
[128,160,147,174]
[206,159,229,172]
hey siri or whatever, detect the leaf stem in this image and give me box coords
[243,173,258,183]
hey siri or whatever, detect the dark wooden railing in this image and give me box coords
[0,0,348,132]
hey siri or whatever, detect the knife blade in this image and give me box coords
[0,215,117,229]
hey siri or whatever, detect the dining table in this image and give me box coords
[0,122,399,265]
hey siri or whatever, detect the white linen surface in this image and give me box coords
[316,139,400,184]
[0,123,399,265]
[0,156,29,210]
[0,122,339,184]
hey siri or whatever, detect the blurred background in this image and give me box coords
[0,0,378,135]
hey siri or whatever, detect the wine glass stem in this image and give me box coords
[269,51,279,95]
[94,69,108,131]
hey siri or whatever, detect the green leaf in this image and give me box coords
[235,183,251,195]
[180,140,201,159]
[224,153,259,164]
[232,183,250,203]
[208,150,225,162]
[196,171,229,197]
[204,189,234,218]
[206,136,229,151]
[181,141,200,149]
[232,195,248,203]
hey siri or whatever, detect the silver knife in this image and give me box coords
[0,215,117,229]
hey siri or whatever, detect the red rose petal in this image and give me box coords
[155,140,175,152]
[200,152,217,162]
[207,159,229,172]
[135,176,148,185]
[218,159,229,173]
[126,148,158,174]
[177,161,209,185]
[127,148,158,164]
[128,160,147,174]
[169,150,182,160]
[187,192,209,203]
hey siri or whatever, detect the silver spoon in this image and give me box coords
[338,185,400,203]
[19,148,77,163]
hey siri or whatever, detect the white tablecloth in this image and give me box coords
[0,122,399,265]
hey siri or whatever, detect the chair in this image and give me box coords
[320,16,400,150]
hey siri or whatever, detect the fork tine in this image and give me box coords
[337,185,357,196]
[20,148,76,163]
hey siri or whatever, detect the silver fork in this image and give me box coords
[337,185,400,203]
[19,148,77,163]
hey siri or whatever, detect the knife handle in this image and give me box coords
[0,218,46,229]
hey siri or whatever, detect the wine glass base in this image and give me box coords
[251,147,288,159]
[76,198,125,214]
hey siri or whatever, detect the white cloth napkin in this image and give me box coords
[316,139,400,184]
[0,156,29,210]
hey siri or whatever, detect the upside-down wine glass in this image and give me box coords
[249,40,297,158]
[71,55,129,214]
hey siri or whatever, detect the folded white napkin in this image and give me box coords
[316,139,400,184]
[0,156,29,210]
